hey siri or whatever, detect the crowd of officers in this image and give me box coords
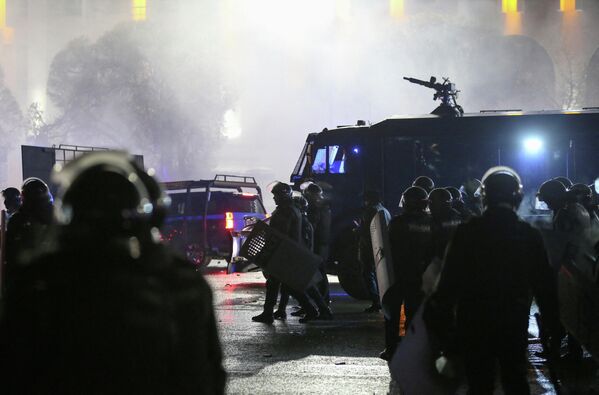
[0,153,226,394]
[357,168,599,394]
[1,157,596,394]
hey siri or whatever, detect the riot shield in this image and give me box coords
[369,210,395,317]
[539,226,599,362]
[239,220,323,293]
[390,305,460,395]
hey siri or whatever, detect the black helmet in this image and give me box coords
[569,183,592,206]
[445,186,463,202]
[293,195,309,212]
[303,183,323,201]
[400,186,429,212]
[553,176,573,189]
[271,182,292,199]
[481,166,523,209]
[429,188,452,213]
[537,179,567,210]
[412,176,435,193]
[21,177,53,215]
[52,152,152,234]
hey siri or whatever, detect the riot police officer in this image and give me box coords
[4,178,53,297]
[359,190,391,313]
[1,187,21,219]
[426,167,559,395]
[252,183,324,324]
[381,186,432,361]
[0,152,226,394]
[274,195,318,320]
[303,183,332,304]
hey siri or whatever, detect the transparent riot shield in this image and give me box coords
[539,226,599,361]
[239,220,323,293]
[370,210,395,317]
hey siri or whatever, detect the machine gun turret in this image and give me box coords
[404,76,464,117]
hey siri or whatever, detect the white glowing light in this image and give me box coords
[221,109,242,139]
[523,137,543,154]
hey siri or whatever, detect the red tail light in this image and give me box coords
[225,212,234,230]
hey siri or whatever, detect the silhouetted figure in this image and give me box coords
[2,187,21,219]
[4,178,53,296]
[252,183,325,324]
[381,186,431,361]
[303,183,332,304]
[0,152,226,394]
[359,190,391,313]
[426,167,559,395]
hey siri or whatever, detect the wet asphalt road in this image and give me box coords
[204,261,598,394]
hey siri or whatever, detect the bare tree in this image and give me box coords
[45,23,229,178]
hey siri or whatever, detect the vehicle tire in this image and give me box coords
[333,228,370,300]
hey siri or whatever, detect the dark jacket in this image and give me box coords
[427,206,559,349]
[270,200,302,243]
[388,210,432,292]
[0,240,226,395]
[430,207,462,260]
[307,202,331,254]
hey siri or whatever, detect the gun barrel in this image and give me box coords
[403,77,433,88]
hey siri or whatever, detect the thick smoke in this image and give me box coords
[1,1,598,209]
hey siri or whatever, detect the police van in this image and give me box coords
[162,175,267,269]
[290,110,599,301]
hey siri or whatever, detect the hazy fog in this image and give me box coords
[2,0,599,209]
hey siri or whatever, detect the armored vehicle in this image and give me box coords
[290,110,599,301]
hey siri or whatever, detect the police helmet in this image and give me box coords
[537,179,567,207]
[553,176,573,189]
[412,176,435,193]
[21,177,53,209]
[569,183,592,205]
[480,166,523,209]
[429,188,453,209]
[445,187,463,202]
[303,183,323,201]
[271,182,292,199]
[461,178,482,197]
[52,151,152,233]
[400,186,429,212]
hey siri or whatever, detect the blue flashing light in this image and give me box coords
[352,147,360,154]
[523,137,543,155]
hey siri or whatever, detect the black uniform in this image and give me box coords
[307,201,332,303]
[430,207,462,260]
[387,210,432,349]
[359,202,391,307]
[427,206,559,395]
[0,239,226,394]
